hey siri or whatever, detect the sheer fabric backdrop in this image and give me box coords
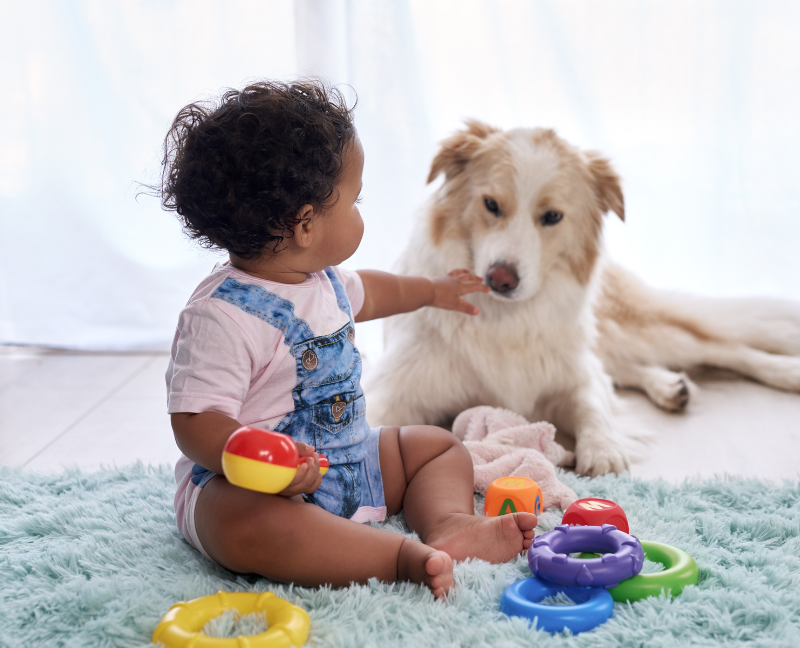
[1,1,799,364]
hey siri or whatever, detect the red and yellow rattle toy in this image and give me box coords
[222,426,329,494]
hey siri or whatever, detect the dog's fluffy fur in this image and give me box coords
[365,121,800,476]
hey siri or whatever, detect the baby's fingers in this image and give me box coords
[455,298,480,316]
[295,441,316,457]
[449,268,484,284]
[297,456,322,492]
[286,461,310,490]
[450,269,489,290]
[459,281,490,295]
[278,464,310,497]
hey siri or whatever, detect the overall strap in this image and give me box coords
[324,267,353,319]
[211,277,315,346]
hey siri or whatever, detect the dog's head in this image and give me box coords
[427,120,624,301]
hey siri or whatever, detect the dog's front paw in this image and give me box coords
[575,435,629,477]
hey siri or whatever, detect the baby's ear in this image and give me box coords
[584,151,625,222]
[427,120,500,184]
[291,204,316,248]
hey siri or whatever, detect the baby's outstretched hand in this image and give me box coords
[430,269,490,315]
[278,442,323,497]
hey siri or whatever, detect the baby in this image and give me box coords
[160,79,537,598]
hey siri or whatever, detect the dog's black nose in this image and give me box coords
[485,263,519,294]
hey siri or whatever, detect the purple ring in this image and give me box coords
[528,524,644,589]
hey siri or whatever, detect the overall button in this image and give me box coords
[347,327,355,344]
[302,349,318,370]
[331,400,346,421]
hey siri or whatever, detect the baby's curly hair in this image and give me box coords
[156,79,357,258]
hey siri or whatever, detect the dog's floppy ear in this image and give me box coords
[427,120,499,184]
[585,152,625,222]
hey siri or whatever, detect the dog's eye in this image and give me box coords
[484,197,501,216]
[541,211,563,226]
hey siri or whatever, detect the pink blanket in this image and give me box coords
[452,406,577,511]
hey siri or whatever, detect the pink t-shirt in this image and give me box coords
[166,263,364,425]
[166,263,366,544]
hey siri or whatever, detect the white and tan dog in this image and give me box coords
[365,121,800,476]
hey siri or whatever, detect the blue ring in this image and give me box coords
[501,576,614,634]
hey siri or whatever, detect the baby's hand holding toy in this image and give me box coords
[431,269,490,315]
[222,426,328,495]
[281,441,325,497]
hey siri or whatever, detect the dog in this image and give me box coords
[364,120,800,476]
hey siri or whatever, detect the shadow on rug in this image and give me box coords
[1,464,799,647]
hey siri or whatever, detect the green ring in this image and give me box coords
[606,540,698,602]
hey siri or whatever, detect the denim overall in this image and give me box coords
[191,268,385,519]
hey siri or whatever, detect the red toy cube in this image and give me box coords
[561,498,629,534]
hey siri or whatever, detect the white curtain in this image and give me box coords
[2,1,799,362]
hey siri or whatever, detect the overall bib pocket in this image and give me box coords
[312,390,357,434]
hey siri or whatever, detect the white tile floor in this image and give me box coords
[2,347,799,483]
[0,348,180,472]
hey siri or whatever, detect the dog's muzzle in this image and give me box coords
[485,263,519,295]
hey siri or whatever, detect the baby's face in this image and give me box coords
[312,137,365,267]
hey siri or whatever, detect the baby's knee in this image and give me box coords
[400,424,466,455]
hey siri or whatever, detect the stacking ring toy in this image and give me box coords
[152,590,310,648]
[222,426,329,494]
[607,541,699,602]
[529,524,643,588]
[501,576,614,634]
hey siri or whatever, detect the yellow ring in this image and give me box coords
[152,591,310,648]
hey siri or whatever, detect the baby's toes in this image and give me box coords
[512,512,538,531]
[425,552,444,576]
[425,550,454,599]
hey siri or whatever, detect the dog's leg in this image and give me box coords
[552,392,629,477]
[574,409,628,476]
[542,359,629,477]
[597,262,800,396]
[693,342,800,392]
[606,362,695,412]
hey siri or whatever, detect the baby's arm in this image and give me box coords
[171,412,322,496]
[355,269,490,322]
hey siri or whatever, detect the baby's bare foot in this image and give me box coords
[397,538,454,599]
[425,512,537,564]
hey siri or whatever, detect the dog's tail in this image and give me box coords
[599,262,800,356]
[658,295,800,355]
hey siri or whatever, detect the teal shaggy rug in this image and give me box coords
[1,465,799,647]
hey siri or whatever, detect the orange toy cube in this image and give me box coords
[561,497,629,533]
[484,476,543,517]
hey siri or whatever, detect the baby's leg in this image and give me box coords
[194,477,454,599]
[380,425,537,564]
